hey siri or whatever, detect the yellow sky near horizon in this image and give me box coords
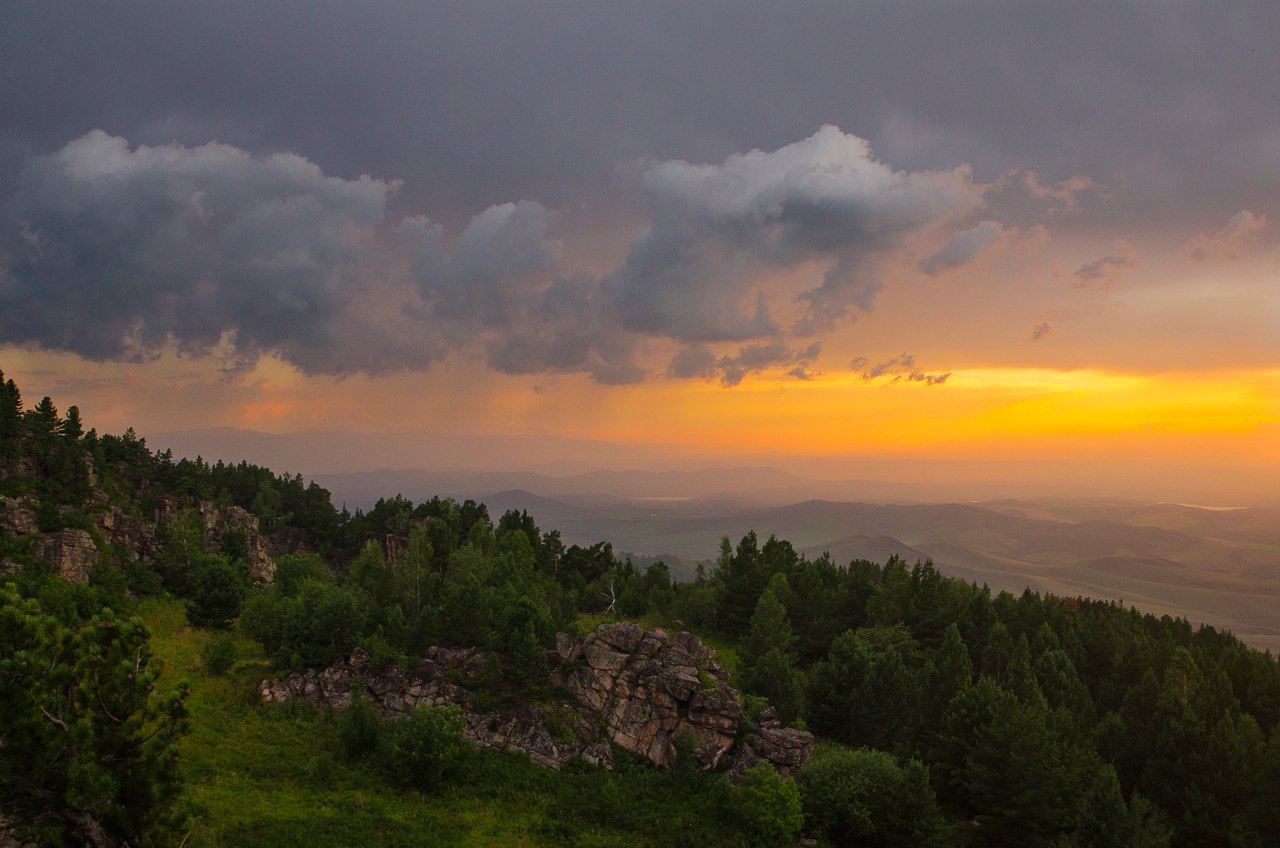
[5,348,1277,476]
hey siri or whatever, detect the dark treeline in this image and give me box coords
[679,530,1280,847]
[3,368,1280,848]
[1,369,337,550]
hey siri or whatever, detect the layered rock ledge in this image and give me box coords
[260,622,813,778]
[0,494,274,583]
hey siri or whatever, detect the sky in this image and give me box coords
[1,1,1278,502]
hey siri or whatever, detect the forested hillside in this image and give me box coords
[2,369,1279,848]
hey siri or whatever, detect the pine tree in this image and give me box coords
[934,622,974,696]
[740,576,797,669]
[962,694,1071,846]
[740,577,804,724]
[0,585,189,846]
[0,371,22,448]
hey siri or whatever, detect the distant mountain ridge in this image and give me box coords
[475,490,1280,653]
[144,427,1280,650]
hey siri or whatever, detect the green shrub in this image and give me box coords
[377,703,467,791]
[279,581,368,668]
[239,588,289,657]
[201,632,238,676]
[797,746,942,848]
[185,556,246,629]
[357,630,406,673]
[733,763,803,847]
[335,686,383,762]
[88,561,129,612]
[122,555,163,597]
[673,727,700,777]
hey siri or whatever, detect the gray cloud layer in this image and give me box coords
[608,126,981,340]
[0,128,993,384]
[5,1,1275,234]
[3,3,1279,385]
[0,131,425,375]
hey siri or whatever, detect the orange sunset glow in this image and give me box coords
[0,3,1276,509]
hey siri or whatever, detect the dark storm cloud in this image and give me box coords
[4,1,1277,232]
[0,124,989,384]
[412,200,561,330]
[0,131,438,375]
[667,347,719,381]
[606,126,982,341]
[4,0,1280,383]
[0,132,568,378]
[482,272,646,385]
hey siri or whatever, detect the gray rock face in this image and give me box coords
[1,493,274,585]
[0,496,39,536]
[565,622,746,769]
[259,645,598,769]
[96,506,158,561]
[197,502,275,581]
[33,529,98,583]
[259,623,814,778]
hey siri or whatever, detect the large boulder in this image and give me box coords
[562,625,748,769]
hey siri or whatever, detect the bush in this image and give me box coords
[797,746,942,848]
[123,555,164,597]
[186,556,247,629]
[279,581,368,668]
[239,589,289,658]
[377,704,467,791]
[335,686,383,762]
[202,632,238,676]
[673,728,701,778]
[272,553,334,596]
[358,630,406,673]
[734,764,803,847]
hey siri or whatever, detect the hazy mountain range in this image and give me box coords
[150,427,1280,651]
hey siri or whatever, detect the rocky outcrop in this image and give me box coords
[96,506,158,560]
[726,706,814,780]
[1,493,274,584]
[196,502,274,581]
[566,622,745,769]
[33,529,98,583]
[260,645,593,769]
[0,496,39,536]
[260,623,814,778]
